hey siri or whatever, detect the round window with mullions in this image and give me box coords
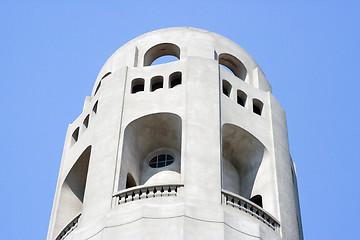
[149,154,174,168]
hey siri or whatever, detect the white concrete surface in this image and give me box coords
[48,27,303,240]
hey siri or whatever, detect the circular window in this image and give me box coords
[149,154,174,168]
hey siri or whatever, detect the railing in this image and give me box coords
[113,183,184,206]
[55,213,81,240]
[222,190,280,233]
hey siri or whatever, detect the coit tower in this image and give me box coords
[48,27,303,240]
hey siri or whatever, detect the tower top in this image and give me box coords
[48,28,302,240]
[92,27,271,96]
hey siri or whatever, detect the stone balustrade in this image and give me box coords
[113,183,183,206]
[222,190,280,233]
[55,213,81,240]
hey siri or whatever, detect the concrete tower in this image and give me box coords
[48,27,303,240]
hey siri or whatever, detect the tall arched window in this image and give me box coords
[222,80,232,97]
[222,124,265,200]
[119,113,182,190]
[94,72,111,96]
[151,76,164,92]
[169,72,182,88]
[219,53,247,80]
[126,173,137,189]
[250,195,263,208]
[71,127,79,145]
[131,78,145,94]
[54,146,91,237]
[253,99,263,116]
[237,90,247,107]
[144,43,180,66]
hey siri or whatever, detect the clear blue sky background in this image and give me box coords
[1,1,359,239]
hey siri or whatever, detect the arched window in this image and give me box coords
[94,82,101,96]
[222,80,232,97]
[169,72,182,88]
[222,124,265,199]
[144,43,180,66]
[83,115,89,128]
[253,99,263,116]
[151,76,164,92]
[237,90,247,107]
[71,127,79,145]
[250,195,263,208]
[92,101,98,114]
[131,78,145,94]
[94,72,111,96]
[219,53,247,80]
[126,173,137,189]
[54,146,91,236]
[101,72,111,79]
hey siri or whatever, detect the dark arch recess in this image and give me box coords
[219,53,247,80]
[144,43,180,66]
[126,173,137,189]
[250,194,263,208]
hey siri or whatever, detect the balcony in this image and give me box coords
[55,213,81,240]
[222,190,280,233]
[113,183,184,206]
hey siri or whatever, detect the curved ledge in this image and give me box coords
[222,190,280,233]
[113,183,184,207]
[55,213,81,240]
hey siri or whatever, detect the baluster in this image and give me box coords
[169,185,177,196]
[133,189,140,201]
[269,219,275,229]
[155,186,162,197]
[140,189,147,199]
[258,210,265,222]
[264,215,269,226]
[119,193,126,204]
[162,186,170,197]
[275,223,280,233]
[233,198,240,209]
[126,192,133,203]
[239,199,246,211]
[226,195,234,207]
[246,203,252,214]
[148,187,155,198]
[252,206,258,216]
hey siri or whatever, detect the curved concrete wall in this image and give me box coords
[48,27,302,240]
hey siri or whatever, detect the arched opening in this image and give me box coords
[53,146,91,237]
[250,194,263,208]
[131,78,145,94]
[151,55,179,66]
[92,101,98,114]
[94,82,101,96]
[169,72,182,88]
[144,43,180,66]
[94,72,111,96]
[219,53,247,80]
[83,115,89,128]
[119,113,182,190]
[222,124,265,199]
[126,173,137,189]
[253,99,263,116]
[151,76,164,92]
[71,127,79,145]
[222,80,232,97]
[101,72,111,79]
[237,90,247,107]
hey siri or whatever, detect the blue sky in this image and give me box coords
[1,1,359,239]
